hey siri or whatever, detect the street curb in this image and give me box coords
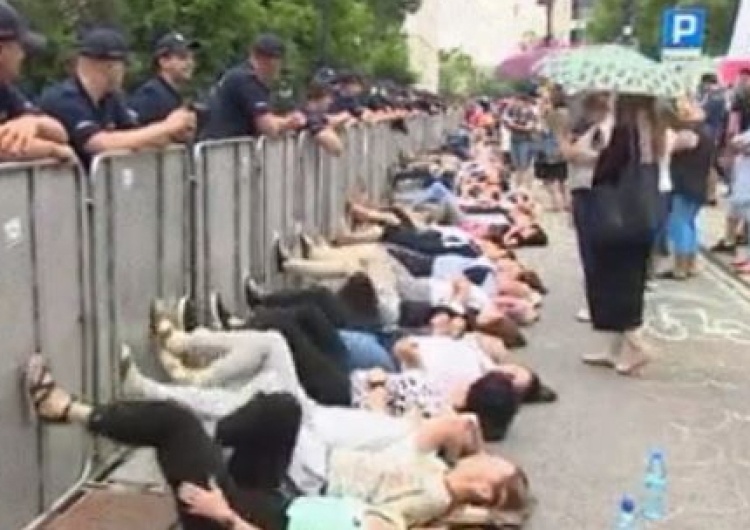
[699,246,750,298]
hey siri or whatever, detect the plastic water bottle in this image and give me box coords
[642,449,667,520]
[614,496,639,530]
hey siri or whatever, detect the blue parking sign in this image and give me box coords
[662,8,706,50]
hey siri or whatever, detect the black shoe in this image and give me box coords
[244,276,266,308]
[273,235,289,273]
[299,233,314,259]
[176,295,199,332]
[209,292,232,330]
[711,240,736,253]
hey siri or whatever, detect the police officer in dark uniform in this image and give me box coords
[300,81,342,155]
[0,1,71,160]
[128,31,200,125]
[201,33,305,140]
[329,70,373,122]
[38,27,196,168]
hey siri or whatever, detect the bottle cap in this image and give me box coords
[650,448,664,459]
[620,496,635,513]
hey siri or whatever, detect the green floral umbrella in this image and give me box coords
[535,44,685,98]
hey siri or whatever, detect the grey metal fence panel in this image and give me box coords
[0,163,45,530]
[88,148,189,405]
[0,161,90,530]
[194,139,258,311]
[261,137,287,286]
[296,133,321,230]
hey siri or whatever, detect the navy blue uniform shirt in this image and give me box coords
[0,83,35,124]
[38,77,138,168]
[200,62,271,140]
[128,75,182,125]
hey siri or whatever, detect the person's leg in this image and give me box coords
[685,196,703,275]
[258,305,350,369]
[247,314,352,406]
[253,285,350,328]
[162,328,307,398]
[667,193,690,278]
[338,329,397,371]
[26,357,242,530]
[386,244,434,277]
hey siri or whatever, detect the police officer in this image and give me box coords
[129,32,200,125]
[200,33,305,140]
[38,27,196,167]
[329,70,374,122]
[301,81,342,155]
[0,1,72,160]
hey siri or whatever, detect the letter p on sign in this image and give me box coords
[672,14,697,45]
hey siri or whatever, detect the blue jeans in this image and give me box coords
[337,330,397,372]
[667,193,702,255]
[510,139,535,170]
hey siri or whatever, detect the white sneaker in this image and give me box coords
[576,308,591,322]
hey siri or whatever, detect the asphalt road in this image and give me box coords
[505,212,750,530]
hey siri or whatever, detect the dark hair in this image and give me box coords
[336,272,382,326]
[462,373,520,441]
[217,392,302,489]
[517,270,547,295]
[484,224,511,248]
[700,73,718,85]
[476,317,527,349]
[521,372,557,404]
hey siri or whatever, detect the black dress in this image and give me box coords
[586,125,653,332]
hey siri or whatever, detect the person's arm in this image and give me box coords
[670,129,699,152]
[0,137,77,162]
[85,107,194,153]
[315,127,344,155]
[178,481,261,530]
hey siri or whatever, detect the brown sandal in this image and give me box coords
[25,355,73,424]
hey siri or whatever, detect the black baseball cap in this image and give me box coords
[154,32,200,57]
[0,2,46,52]
[78,27,129,61]
[252,33,285,58]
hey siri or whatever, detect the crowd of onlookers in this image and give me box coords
[0,1,444,170]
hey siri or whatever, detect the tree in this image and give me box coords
[586,0,740,59]
[14,0,415,97]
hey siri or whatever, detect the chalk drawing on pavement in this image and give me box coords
[644,293,750,345]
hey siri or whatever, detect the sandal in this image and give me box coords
[25,355,73,424]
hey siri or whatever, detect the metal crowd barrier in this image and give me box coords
[0,160,91,530]
[0,112,461,530]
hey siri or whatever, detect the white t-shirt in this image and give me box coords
[413,336,492,395]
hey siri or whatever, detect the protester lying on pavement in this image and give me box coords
[26,354,532,530]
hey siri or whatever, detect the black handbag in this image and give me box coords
[588,134,661,246]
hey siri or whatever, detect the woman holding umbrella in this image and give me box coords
[540,45,685,375]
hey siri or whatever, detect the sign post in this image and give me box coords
[661,7,706,62]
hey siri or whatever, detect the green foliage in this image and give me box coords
[587,0,740,59]
[13,0,415,96]
[438,49,508,97]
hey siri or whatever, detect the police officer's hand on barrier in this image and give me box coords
[0,116,38,156]
[165,107,198,135]
[286,111,307,131]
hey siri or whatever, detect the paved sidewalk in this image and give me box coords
[699,203,750,288]
[511,212,750,530]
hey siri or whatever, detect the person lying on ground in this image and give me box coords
[158,297,554,438]
[26,355,531,530]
